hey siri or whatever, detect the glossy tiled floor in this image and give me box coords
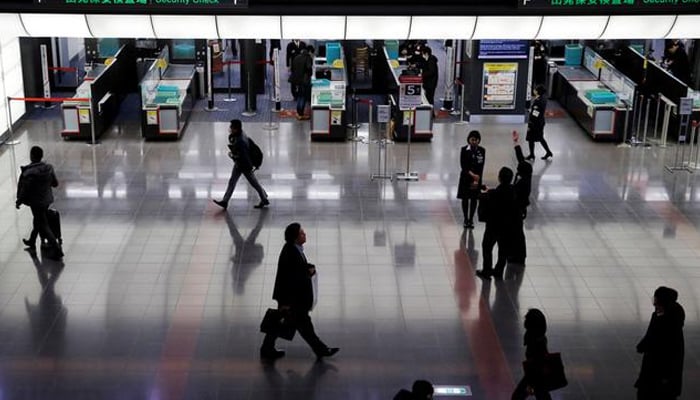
[1,109,699,400]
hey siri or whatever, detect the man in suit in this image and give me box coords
[260,222,339,360]
[420,46,438,105]
[476,167,518,281]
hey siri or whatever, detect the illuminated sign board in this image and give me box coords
[520,0,699,10]
[34,0,247,9]
[479,40,529,60]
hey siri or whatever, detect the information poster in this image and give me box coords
[481,63,518,110]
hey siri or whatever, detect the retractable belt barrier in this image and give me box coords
[3,96,93,147]
[453,78,467,125]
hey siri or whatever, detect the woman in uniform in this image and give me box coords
[525,85,554,161]
[457,130,486,229]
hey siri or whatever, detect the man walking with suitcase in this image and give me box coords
[16,146,64,260]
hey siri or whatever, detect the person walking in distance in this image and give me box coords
[457,130,485,229]
[635,286,685,400]
[260,223,339,360]
[16,146,64,260]
[213,119,269,210]
[475,167,518,281]
[525,85,553,161]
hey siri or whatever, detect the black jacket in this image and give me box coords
[513,145,532,215]
[635,303,685,397]
[228,132,254,172]
[480,183,518,232]
[285,40,306,68]
[421,55,439,90]
[17,162,58,207]
[526,96,547,142]
[456,145,485,199]
[272,242,315,312]
[289,52,313,86]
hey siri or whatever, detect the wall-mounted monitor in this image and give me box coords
[171,39,196,62]
[478,40,529,59]
[135,39,158,50]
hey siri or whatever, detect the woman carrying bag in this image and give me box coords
[512,308,567,400]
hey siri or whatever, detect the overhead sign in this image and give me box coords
[520,0,699,10]
[34,0,248,9]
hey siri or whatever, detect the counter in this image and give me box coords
[310,49,348,142]
[61,62,121,141]
[553,63,634,141]
[383,48,433,142]
[140,62,196,140]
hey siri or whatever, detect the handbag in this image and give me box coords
[523,352,568,391]
[260,308,296,340]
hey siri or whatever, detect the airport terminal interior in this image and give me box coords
[1,12,700,400]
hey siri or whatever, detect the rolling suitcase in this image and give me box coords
[46,208,62,245]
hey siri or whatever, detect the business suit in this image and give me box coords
[480,183,518,279]
[262,242,328,356]
[510,144,532,263]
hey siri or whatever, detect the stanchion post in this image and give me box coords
[653,94,661,140]
[455,81,467,125]
[223,61,237,102]
[204,44,220,112]
[395,108,419,181]
[263,69,278,131]
[2,96,20,146]
[641,96,651,146]
[88,98,98,145]
[617,100,631,148]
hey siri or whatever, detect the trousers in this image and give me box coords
[262,309,327,354]
[222,164,268,203]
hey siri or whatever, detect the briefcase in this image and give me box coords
[260,308,296,340]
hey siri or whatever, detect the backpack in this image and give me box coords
[248,138,263,170]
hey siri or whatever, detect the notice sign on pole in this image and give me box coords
[679,97,693,115]
[399,74,423,111]
[377,105,390,123]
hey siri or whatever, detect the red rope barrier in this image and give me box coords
[48,66,77,72]
[357,98,373,105]
[9,97,89,103]
[222,60,272,65]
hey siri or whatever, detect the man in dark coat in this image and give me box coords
[285,39,306,70]
[289,46,314,119]
[664,40,690,85]
[509,131,533,264]
[213,119,269,210]
[635,286,685,400]
[260,222,339,360]
[475,167,518,281]
[457,130,485,229]
[420,46,439,105]
[16,146,63,260]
